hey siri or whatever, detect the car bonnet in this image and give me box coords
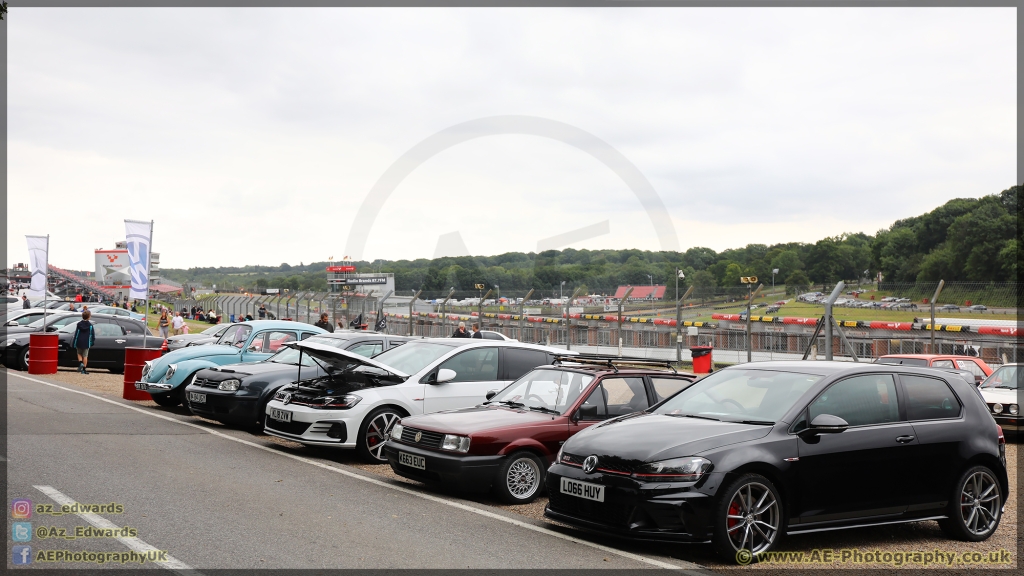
[286,341,409,379]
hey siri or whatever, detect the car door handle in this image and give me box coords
[115,339,126,344]
[895,435,915,444]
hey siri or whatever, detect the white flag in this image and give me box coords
[125,220,153,300]
[26,235,49,298]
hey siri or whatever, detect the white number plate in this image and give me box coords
[134,382,148,391]
[399,452,425,470]
[560,477,605,502]
[188,392,206,404]
[269,408,292,422]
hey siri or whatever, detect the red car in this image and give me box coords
[383,356,696,503]
[875,354,993,384]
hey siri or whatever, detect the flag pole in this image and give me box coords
[42,234,50,328]
[143,220,154,349]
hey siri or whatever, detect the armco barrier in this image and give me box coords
[122,347,160,401]
[28,333,59,374]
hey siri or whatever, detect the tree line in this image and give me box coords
[163,185,1020,297]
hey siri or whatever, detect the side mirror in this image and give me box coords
[435,368,457,384]
[806,414,849,435]
[578,405,599,420]
[45,326,57,332]
[7,320,18,326]
[485,390,498,401]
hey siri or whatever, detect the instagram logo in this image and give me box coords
[11,499,32,519]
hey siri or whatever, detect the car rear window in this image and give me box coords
[901,375,962,421]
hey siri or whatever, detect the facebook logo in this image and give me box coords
[12,522,32,542]
[12,545,32,565]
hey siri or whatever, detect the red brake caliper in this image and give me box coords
[728,501,741,532]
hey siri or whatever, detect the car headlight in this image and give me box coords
[391,423,404,441]
[141,361,153,380]
[318,394,361,409]
[632,456,711,482]
[556,445,564,464]
[441,434,471,453]
[218,379,241,392]
[1009,404,1019,415]
[992,403,1003,414]
[165,364,177,380]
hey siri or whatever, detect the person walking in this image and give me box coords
[258,304,267,319]
[72,310,95,374]
[314,312,335,333]
[451,322,470,338]
[172,312,185,336]
[471,324,483,339]
[158,309,171,338]
[21,295,30,309]
[74,293,82,303]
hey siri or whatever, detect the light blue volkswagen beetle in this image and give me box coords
[135,320,326,406]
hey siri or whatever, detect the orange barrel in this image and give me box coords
[123,347,161,401]
[28,333,59,374]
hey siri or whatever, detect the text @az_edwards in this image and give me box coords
[34,525,138,540]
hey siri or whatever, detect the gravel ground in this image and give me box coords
[17,367,1019,571]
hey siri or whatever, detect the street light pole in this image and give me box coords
[772,268,779,296]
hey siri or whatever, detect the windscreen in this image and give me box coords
[980,365,1019,390]
[370,342,455,376]
[653,369,822,423]
[489,369,594,414]
[217,324,253,348]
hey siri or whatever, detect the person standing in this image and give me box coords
[21,295,29,309]
[314,313,335,333]
[471,324,482,339]
[172,312,185,336]
[72,310,95,374]
[451,322,470,338]
[258,304,267,319]
[158,309,171,338]
[74,293,82,303]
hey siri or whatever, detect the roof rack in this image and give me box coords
[552,353,678,373]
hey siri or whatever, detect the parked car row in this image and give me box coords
[1,312,160,371]
[24,316,1009,563]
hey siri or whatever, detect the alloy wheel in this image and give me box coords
[505,457,541,500]
[960,470,1000,536]
[364,411,399,462]
[725,481,779,554]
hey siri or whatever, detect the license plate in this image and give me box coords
[560,477,605,502]
[188,392,206,404]
[269,408,292,422]
[399,452,425,470]
[134,382,148,391]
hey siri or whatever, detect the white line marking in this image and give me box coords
[33,485,198,574]
[10,371,697,571]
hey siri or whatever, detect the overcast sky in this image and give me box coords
[7,7,1016,271]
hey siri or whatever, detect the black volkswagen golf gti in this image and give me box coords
[545,361,1008,562]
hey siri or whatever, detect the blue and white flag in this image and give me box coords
[125,220,153,300]
[25,235,48,298]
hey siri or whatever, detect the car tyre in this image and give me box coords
[19,347,31,371]
[249,395,274,433]
[938,465,1002,541]
[712,473,783,563]
[150,392,180,407]
[493,451,545,504]
[356,407,402,463]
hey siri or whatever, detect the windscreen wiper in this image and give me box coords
[527,406,560,415]
[734,419,775,425]
[668,413,721,421]
[494,400,525,408]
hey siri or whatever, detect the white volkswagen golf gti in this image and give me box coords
[263,338,573,462]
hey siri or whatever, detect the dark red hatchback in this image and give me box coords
[383,355,696,503]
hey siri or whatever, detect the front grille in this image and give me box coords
[548,489,634,527]
[399,427,444,450]
[265,420,312,436]
[561,453,634,476]
[194,378,222,389]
